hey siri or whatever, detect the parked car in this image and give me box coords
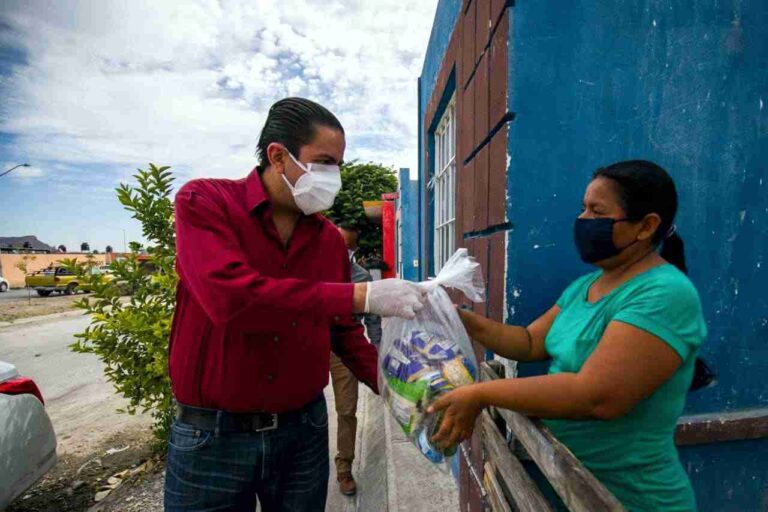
[0,360,57,508]
[0,276,8,292]
[25,265,113,297]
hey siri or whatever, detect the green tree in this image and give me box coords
[325,161,398,266]
[65,164,177,445]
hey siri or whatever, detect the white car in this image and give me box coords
[0,276,8,292]
[0,361,57,509]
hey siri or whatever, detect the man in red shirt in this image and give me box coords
[164,97,425,512]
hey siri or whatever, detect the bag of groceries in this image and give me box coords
[379,249,485,465]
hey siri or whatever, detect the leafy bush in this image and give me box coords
[324,161,398,264]
[66,164,177,444]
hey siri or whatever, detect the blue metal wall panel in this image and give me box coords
[398,167,421,282]
[503,2,768,509]
[505,0,768,413]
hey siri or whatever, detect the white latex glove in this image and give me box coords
[365,279,426,319]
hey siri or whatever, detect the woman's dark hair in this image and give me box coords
[593,160,686,273]
[594,160,714,392]
[256,97,344,168]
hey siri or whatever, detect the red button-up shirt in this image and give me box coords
[169,169,379,413]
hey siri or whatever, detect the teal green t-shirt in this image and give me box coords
[542,264,707,512]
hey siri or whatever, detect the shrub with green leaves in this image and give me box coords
[324,161,398,266]
[66,164,177,444]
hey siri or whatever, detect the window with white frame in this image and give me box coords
[432,95,456,273]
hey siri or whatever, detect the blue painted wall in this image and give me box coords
[505,0,768,412]
[415,0,768,509]
[503,1,768,509]
[398,168,421,282]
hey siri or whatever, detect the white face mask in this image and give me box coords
[281,150,342,215]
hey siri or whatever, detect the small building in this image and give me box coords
[0,236,56,254]
[396,0,768,510]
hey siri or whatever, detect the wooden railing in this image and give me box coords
[479,361,626,512]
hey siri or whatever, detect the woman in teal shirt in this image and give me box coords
[429,160,709,511]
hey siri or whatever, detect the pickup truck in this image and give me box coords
[25,266,112,297]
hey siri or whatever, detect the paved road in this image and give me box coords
[0,313,150,455]
[0,289,36,302]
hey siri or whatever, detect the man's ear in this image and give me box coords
[267,143,287,173]
[639,213,662,241]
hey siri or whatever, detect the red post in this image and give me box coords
[381,193,398,279]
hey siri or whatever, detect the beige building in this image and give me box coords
[0,253,117,288]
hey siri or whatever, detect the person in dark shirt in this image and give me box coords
[329,225,382,496]
[164,97,425,512]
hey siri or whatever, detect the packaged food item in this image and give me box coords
[379,249,485,467]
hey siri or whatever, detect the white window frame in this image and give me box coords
[432,95,457,273]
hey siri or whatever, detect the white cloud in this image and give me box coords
[0,0,438,184]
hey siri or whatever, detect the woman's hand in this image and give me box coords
[428,384,485,450]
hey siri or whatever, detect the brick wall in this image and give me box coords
[421,1,513,510]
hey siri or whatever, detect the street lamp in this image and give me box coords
[0,163,31,178]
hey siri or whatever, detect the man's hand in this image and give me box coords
[428,385,484,450]
[358,279,426,319]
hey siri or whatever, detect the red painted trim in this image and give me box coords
[382,200,396,279]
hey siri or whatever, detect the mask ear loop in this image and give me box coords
[286,150,309,173]
[279,145,310,192]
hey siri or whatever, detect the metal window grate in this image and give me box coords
[433,96,456,273]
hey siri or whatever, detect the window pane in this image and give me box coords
[452,165,457,220]
[442,176,447,223]
[437,176,443,225]
[442,130,447,171]
[433,95,456,272]
[448,166,454,221]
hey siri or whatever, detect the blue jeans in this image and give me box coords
[164,398,330,512]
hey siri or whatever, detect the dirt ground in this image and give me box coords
[7,427,159,512]
[90,464,165,512]
[0,292,83,322]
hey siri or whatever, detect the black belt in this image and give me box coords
[175,396,321,433]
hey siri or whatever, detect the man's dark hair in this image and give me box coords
[256,97,344,168]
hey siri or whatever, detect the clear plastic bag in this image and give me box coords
[379,249,485,466]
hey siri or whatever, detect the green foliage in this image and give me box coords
[66,164,177,445]
[325,161,398,265]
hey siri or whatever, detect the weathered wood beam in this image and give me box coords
[676,408,768,446]
[482,410,552,512]
[480,362,625,512]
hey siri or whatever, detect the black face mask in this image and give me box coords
[573,217,637,263]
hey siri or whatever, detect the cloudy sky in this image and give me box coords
[0,0,438,252]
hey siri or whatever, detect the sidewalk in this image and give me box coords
[326,384,459,512]
[93,384,459,511]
